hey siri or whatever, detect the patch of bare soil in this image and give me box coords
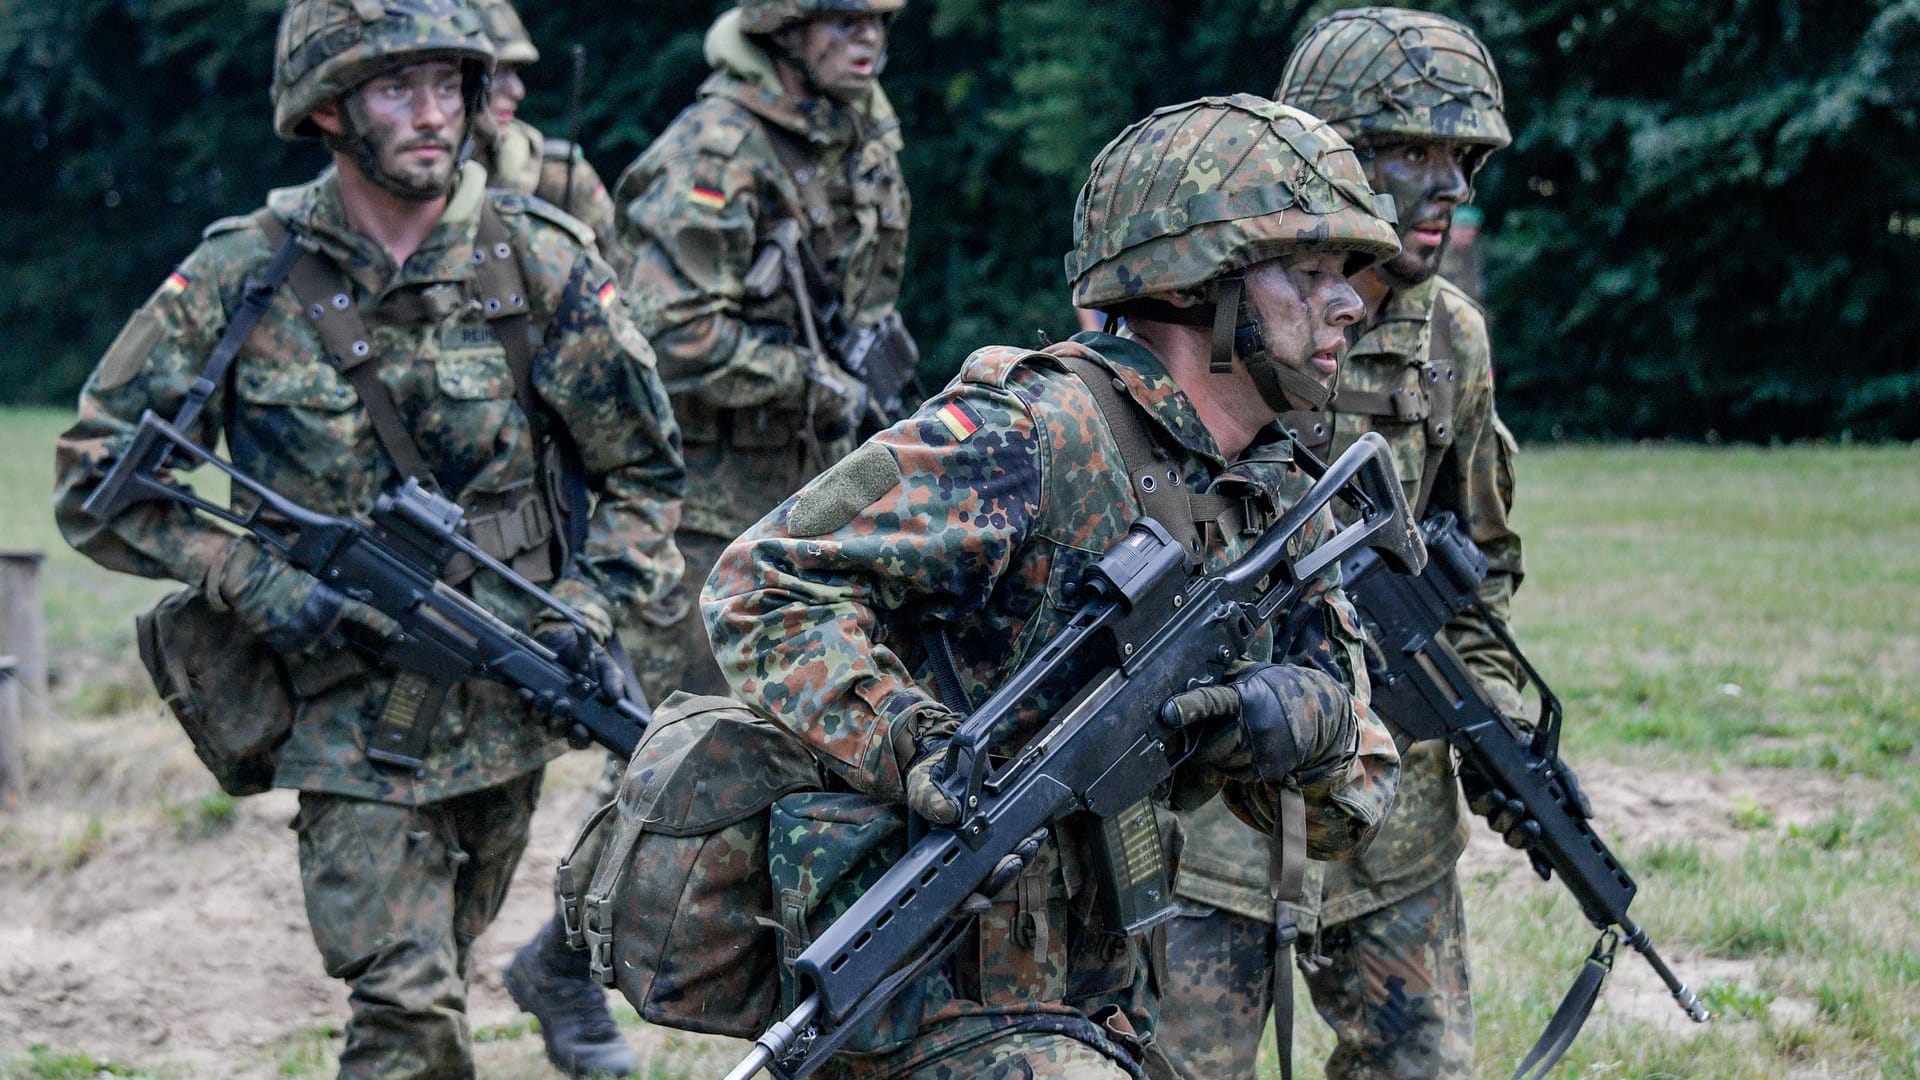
[0,714,1873,1076]
[1459,760,1863,1049]
[0,709,747,1078]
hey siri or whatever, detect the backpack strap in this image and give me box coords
[1056,354,1217,562]
[169,208,302,439]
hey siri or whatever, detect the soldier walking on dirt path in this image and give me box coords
[1154,10,1575,1079]
[52,2,683,1076]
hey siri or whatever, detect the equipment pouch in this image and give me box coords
[567,692,820,1038]
[766,791,924,1056]
[135,587,295,796]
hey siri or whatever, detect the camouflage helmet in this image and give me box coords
[1277,8,1510,161]
[737,0,906,37]
[1066,94,1400,311]
[272,0,495,140]
[472,0,539,67]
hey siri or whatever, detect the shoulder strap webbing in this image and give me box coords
[169,208,302,439]
[259,214,441,492]
[1415,297,1460,520]
[1057,355,1212,561]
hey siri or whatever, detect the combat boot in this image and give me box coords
[504,912,637,1078]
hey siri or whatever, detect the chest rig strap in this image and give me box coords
[1280,296,1461,520]
[256,206,559,773]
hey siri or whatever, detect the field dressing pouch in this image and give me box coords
[137,588,293,796]
[564,693,820,1036]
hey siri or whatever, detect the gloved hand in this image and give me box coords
[522,619,623,747]
[212,536,395,654]
[902,707,964,826]
[806,363,869,444]
[1459,757,1593,874]
[1161,663,1355,785]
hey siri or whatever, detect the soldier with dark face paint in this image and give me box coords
[702,95,1403,1080]
[1156,9,1531,1079]
[52,2,683,1075]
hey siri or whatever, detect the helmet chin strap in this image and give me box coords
[1213,275,1337,413]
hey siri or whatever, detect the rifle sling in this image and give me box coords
[1509,932,1615,1080]
[172,209,302,437]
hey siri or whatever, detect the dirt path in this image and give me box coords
[0,711,1873,1077]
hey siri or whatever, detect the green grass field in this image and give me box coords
[3,408,1916,1079]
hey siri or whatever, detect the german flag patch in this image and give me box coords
[159,269,190,297]
[935,400,982,441]
[688,185,726,210]
[596,279,618,310]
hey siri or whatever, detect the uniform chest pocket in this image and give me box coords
[434,349,515,401]
[233,361,358,412]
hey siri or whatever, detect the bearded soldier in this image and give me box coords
[1155,10,1534,1078]
[701,95,1403,1080]
[467,0,626,275]
[51,2,683,1075]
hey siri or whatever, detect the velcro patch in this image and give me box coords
[787,442,902,538]
[97,307,163,390]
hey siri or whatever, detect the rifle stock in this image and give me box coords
[83,411,649,758]
[726,432,1423,1080]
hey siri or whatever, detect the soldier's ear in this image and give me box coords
[309,98,345,138]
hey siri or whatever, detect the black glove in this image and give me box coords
[522,622,623,747]
[1160,663,1355,785]
[1459,760,1593,880]
[214,536,395,654]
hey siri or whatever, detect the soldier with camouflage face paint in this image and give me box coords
[702,94,1403,1080]
[1155,9,1531,1079]
[52,1,683,1075]
[611,0,912,708]
[468,0,628,277]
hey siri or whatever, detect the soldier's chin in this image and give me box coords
[1377,246,1445,288]
[379,161,456,203]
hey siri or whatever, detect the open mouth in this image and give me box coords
[1408,223,1449,248]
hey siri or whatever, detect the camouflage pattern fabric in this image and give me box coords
[294,770,542,1079]
[703,333,1400,1077]
[475,116,626,278]
[1066,94,1398,312]
[1300,873,1473,1079]
[1155,905,1286,1080]
[54,161,686,805]
[738,0,906,37]
[877,1033,1135,1080]
[613,10,909,544]
[273,0,495,141]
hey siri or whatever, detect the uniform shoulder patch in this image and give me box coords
[933,400,983,441]
[787,442,902,538]
[957,345,1050,391]
[97,306,165,390]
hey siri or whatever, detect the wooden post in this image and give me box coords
[0,550,47,723]
[0,656,18,809]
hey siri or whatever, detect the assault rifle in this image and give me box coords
[754,219,920,441]
[1341,512,1710,1080]
[725,432,1426,1080]
[82,411,649,758]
